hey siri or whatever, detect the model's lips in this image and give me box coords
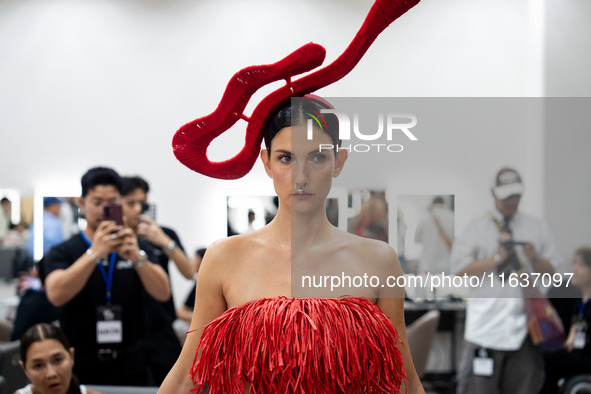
[48,382,62,391]
[291,193,312,198]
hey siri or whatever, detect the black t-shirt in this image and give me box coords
[141,226,184,366]
[184,282,196,310]
[142,226,184,327]
[11,289,62,341]
[570,298,591,354]
[44,233,146,354]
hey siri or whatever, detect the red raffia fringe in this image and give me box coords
[189,297,407,393]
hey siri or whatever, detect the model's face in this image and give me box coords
[79,185,120,230]
[262,125,346,212]
[21,339,74,394]
[572,253,591,288]
[122,188,147,230]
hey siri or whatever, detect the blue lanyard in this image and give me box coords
[80,231,116,303]
[579,298,590,321]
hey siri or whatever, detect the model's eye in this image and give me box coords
[310,153,326,163]
[279,155,292,164]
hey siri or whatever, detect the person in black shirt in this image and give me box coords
[10,257,62,341]
[44,167,171,385]
[177,248,207,325]
[541,247,591,393]
[120,175,194,385]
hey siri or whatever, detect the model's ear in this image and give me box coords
[333,150,348,177]
[260,150,272,178]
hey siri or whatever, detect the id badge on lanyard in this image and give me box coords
[95,252,123,344]
[574,321,587,349]
[96,304,123,344]
[473,347,494,377]
[574,299,589,350]
[80,232,124,345]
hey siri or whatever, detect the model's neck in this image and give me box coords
[292,210,333,248]
[270,202,333,248]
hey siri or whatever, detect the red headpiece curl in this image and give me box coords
[172,0,420,179]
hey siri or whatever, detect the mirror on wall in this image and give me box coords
[29,196,81,262]
[0,189,31,281]
[346,189,389,243]
[226,196,278,236]
[397,194,455,276]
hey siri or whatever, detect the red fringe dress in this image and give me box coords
[189,297,407,393]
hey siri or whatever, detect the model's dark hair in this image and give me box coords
[121,176,150,197]
[264,98,339,154]
[81,167,122,197]
[576,247,591,267]
[20,323,82,394]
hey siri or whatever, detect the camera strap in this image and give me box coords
[488,211,523,275]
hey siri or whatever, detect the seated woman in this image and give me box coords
[17,323,101,394]
[541,247,591,394]
[159,98,424,393]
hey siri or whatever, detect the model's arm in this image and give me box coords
[376,246,425,394]
[159,241,227,393]
[46,221,124,307]
[138,216,194,279]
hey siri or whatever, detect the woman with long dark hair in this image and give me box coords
[17,323,101,394]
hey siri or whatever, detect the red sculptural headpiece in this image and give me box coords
[172,0,420,179]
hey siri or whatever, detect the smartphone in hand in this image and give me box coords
[141,203,157,222]
[103,203,124,226]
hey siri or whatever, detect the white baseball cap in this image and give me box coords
[493,168,523,199]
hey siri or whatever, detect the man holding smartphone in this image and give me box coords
[44,166,171,386]
[452,167,561,394]
[120,175,193,385]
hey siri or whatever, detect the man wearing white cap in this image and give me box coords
[451,167,561,394]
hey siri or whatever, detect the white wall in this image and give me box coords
[544,0,591,268]
[2,0,583,306]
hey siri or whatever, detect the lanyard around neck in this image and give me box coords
[580,298,590,320]
[80,231,116,303]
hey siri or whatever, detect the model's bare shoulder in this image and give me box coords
[203,233,253,262]
[200,231,271,276]
[337,229,398,264]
